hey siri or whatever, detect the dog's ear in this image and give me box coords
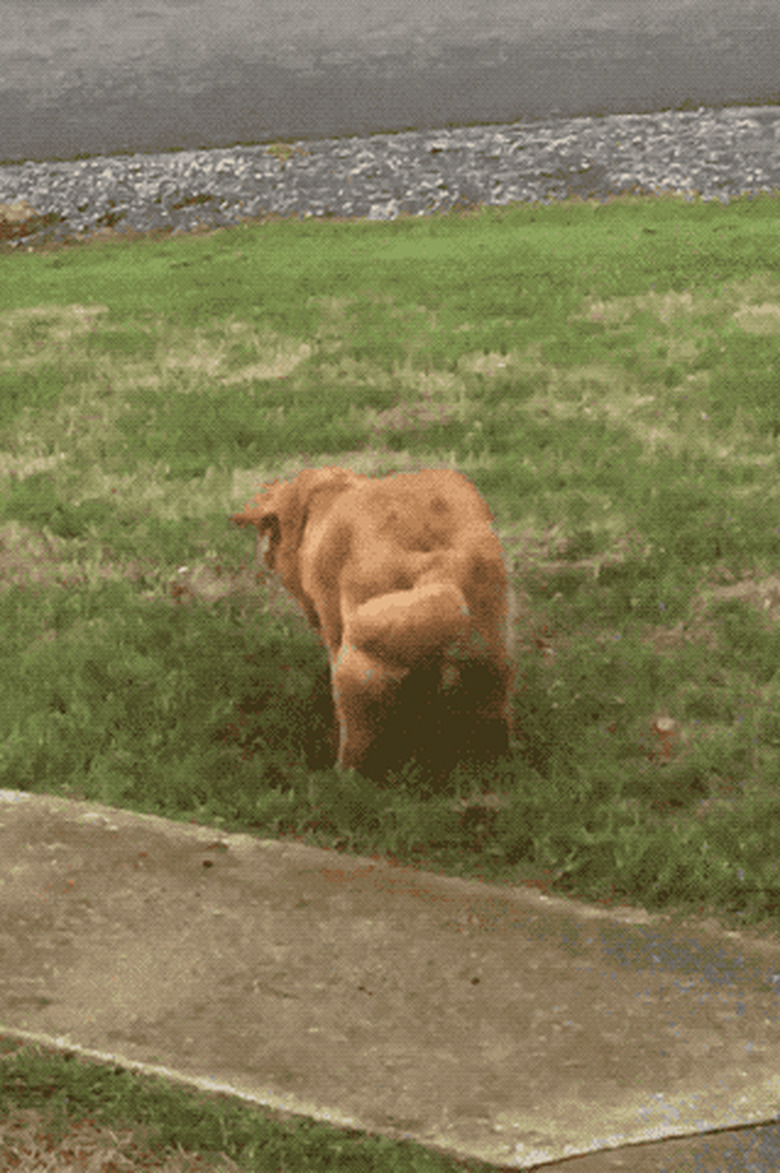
[230,482,291,571]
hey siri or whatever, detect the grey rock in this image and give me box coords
[1,105,779,248]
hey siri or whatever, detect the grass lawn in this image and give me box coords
[0,1035,479,1171]
[2,191,780,1167]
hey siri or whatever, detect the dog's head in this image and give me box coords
[231,466,359,603]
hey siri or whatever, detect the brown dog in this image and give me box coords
[231,466,514,779]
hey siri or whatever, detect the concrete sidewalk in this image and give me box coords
[1,790,780,1169]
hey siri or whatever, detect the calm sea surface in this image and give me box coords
[2,0,779,162]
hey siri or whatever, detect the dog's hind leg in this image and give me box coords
[330,645,408,771]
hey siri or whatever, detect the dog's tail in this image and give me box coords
[347,583,473,668]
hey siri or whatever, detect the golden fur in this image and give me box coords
[232,466,514,778]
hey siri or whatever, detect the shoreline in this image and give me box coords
[2,104,780,249]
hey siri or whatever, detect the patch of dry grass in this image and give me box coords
[0,1107,239,1172]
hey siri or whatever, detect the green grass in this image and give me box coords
[2,193,780,916]
[2,191,780,1165]
[0,1037,485,1171]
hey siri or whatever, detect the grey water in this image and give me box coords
[2,0,779,163]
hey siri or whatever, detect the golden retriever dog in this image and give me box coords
[231,466,514,781]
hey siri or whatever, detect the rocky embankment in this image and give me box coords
[1,104,779,248]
